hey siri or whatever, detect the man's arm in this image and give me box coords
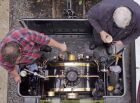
[87,3,104,33]
[87,2,114,43]
[47,38,67,52]
[110,30,140,46]
[122,31,140,45]
[87,1,113,33]
[27,29,67,52]
[0,56,21,83]
[10,66,21,83]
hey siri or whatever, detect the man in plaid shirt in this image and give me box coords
[0,28,67,83]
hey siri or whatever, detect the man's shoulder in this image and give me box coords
[91,0,115,14]
[0,28,29,47]
[10,27,29,33]
[7,27,31,38]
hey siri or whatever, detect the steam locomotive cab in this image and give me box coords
[18,19,125,101]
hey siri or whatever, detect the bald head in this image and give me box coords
[113,6,132,29]
[4,46,16,55]
[1,42,20,63]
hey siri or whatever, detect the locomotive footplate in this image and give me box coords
[18,19,125,100]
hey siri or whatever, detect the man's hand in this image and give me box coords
[113,40,124,46]
[60,42,67,52]
[10,67,21,83]
[100,31,113,43]
[48,39,67,52]
[14,74,21,83]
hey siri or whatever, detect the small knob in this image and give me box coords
[107,85,114,92]
[85,55,90,60]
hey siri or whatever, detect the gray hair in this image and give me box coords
[113,6,132,29]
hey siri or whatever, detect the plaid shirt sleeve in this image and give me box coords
[25,28,51,45]
[0,55,15,72]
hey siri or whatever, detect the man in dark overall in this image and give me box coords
[87,0,140,50]
[0,28,67,83]
[88,1,140,102]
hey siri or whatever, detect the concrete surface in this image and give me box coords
[0,68,8,103]
[0,0,9,39]
[0,0,9,103]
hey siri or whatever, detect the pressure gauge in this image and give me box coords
[20,70,27,77]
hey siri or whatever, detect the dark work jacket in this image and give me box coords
[87,0,140,45]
